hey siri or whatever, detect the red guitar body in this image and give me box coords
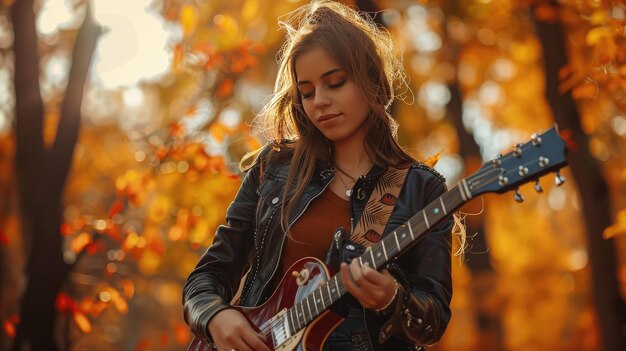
[187,257,344,351]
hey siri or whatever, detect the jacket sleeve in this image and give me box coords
[368,168,453,347]
[182,163,261,342]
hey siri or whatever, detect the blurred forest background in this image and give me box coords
[1,0,625,350]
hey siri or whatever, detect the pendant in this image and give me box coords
[346,189,352,197]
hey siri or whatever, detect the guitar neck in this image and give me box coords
[283,182,470,331]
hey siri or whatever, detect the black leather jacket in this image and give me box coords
[183,146,453,350]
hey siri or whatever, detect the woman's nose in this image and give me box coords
[313,89,330,108]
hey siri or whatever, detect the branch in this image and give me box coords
[11,0,45,214]
[48,2,100,195]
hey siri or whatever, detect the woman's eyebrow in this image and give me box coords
[297,68,343,85]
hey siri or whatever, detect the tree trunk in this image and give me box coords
[10,1,99,349]
[532,4,626,351]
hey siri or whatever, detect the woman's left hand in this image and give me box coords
[340,258,397,311]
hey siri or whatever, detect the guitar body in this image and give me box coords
[188,257,344,351]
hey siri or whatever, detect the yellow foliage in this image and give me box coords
[603,209,626,239]
[571,80,599,100]
[70,232,92,254]
[73,311,92,334]
[585,26,611,46]
[138,250,162,276]
[148,195,174,223]
[242,0,260,21]
[180,4,199,37]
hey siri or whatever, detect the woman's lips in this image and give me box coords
[318,113,341,122]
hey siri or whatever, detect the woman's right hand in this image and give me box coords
[207,309,270,351]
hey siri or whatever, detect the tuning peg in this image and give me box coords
[512,144,523,158]
[534,180,543,193]
[513,189,524,203]
[554,171,566,186]
[491,154,502,167]
[531,133,542,146]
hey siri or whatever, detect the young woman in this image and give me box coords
[183,1,453,350]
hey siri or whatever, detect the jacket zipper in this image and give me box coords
[253,174,334,306]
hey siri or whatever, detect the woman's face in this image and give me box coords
[294,47,370,145]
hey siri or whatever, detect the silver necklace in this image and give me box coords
[334,170,355,197]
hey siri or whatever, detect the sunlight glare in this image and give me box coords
[92,0,172,88]
[0,110,9,136]
[36,0,81,37]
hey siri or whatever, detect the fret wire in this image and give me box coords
[407,222,415,240]
[462,179,473,200]
[394,231,401,251]
[326,282,332,305]
[369,249,375,268]
[318,289,326,309]
[381,239,389,261]
[312,291,320,316]
[305,295,312,321]
[334,276,340,298]
[397,227,409,247]
[422,210,430,229]
[439,197,447,215]
[299,303,306,324]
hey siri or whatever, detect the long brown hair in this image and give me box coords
[252,0,414,233]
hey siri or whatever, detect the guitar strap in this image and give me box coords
[349,164,410,247]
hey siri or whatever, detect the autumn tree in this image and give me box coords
[10,0,99,349]
[531,1,626,349]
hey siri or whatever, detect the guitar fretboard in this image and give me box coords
[274,183,468,337]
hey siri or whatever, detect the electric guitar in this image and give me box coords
[188,126,568,351]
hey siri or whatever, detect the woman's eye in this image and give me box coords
[301,92,314,99]
[329,80,346,88]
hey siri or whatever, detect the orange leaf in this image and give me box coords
[122,279,135,298]
[571,81,598,100]
[216,78,234,98]
[534,3,559,23]
[210,123,227,143]
[56,292,76,313]
[3,320,15,338]
[558,129,578,152]
[71,233,92,254]
[156,146,169,161]
[423,151,443,168]
[184,106,197,116]
[60,223,73,236]
[73,311,92,333]
[174,324,191,345]
[173,44,184,70]
[170,123,184,138]
[135,339,151,351]
[109,201,124,217]
[114,297,129,314]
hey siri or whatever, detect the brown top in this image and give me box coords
[271,188,351,289]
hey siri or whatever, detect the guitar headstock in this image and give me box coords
[465,126,568,201]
